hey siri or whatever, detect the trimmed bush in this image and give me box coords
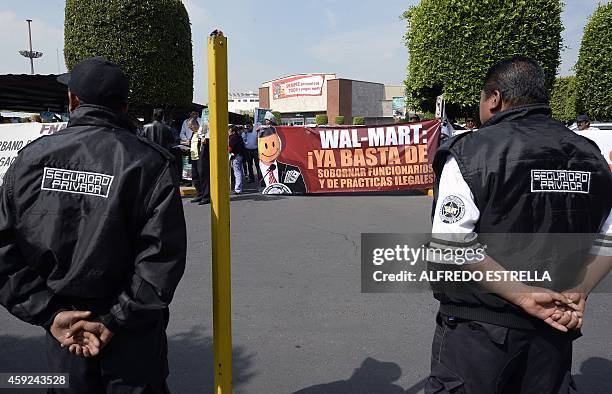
[575,3,612,120]
[353,116,365,125]
[550,76,577,122]
[272,111,282,125]
[64,0,193,110]
[315,114,328,125]
[402,0,563,117]
[334,115,345,125]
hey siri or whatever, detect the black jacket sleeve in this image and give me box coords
[0,166,61,328]
[99,163,187,332]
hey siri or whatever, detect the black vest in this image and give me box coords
[431,105,612,329]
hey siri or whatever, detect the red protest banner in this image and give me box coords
[257,120,441,194]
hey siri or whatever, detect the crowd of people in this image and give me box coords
[137,109,281,200]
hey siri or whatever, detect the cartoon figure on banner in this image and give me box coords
[258,127,306,194]
[273,83,283,100]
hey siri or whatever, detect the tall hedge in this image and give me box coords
[64,0,193,110]
[575,3,612,120]
[402,0,563,117]
[550,76,577,122]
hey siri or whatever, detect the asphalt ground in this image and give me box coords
[0,184,610,393]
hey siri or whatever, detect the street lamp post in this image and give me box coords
[19,19,43,75]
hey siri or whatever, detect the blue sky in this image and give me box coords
[0,0,608,103]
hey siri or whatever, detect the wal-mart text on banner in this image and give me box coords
[257,120,441,195]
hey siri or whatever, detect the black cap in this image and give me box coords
[57,57,129,109]
[576,114,590,122]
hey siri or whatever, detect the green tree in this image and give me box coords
[549,76,577,122]
[353,116,365,126]
[334,115,345,125]
[402,0,563,117]
[575,3,612,120]
[64,0,193,111]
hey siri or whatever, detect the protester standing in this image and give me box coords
[188,118,211,205]
[464,117,478,131]
[243,123,259,183]
[180,111,199,141]
[188,118,203,202]
[0,57,186,393]
[198,121,211,204]
[229,125,245,194]
[166,118,184,181]
[142,109,181,183]
[141,108,175,151]
[575,114,599,131]
[193,120,211,205]
[180,113,204,196]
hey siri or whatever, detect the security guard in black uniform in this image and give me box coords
[426,57,612,393]
[0,57,186,393]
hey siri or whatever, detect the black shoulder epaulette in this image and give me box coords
[16,133,54,155]
[442,130,473,150]
[433,131,472,174]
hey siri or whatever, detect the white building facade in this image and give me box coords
[228,91,259,114]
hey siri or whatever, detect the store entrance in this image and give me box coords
[284,117,305,126]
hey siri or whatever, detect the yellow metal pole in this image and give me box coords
[208,33,232,394]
